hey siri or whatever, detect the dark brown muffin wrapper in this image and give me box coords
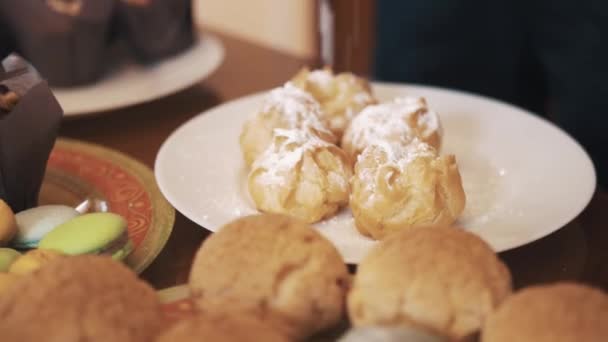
[0,55,63,213]
[117,0,195,63]
[2,0,114,87]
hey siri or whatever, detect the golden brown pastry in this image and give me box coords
[189,214,350,340]
[156,313,291,342]
[350,139,465,240]
[482,283,608,342]
[348,226,512,340]
[0,255,163,342]
[342,96,442,160]
[248,128,352,223]
[290,67,376,138]
[239,83,336,167]
[0,199,17,246]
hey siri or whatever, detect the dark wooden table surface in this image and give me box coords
[59,32,608,292]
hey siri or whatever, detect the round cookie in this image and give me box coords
[0,255,163,342]
[189,214,350,340]
[482,283,608,342]
[348,226,512,340]
[156,313,291,342]
[0,199,17,246]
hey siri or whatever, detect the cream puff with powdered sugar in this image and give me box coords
[350,139,465,239]
[239,83,336,167]
[248,129,352,223]
[290,67,376,139]
[342,96,442,161]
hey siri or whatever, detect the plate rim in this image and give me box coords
[52,138,176,273]
[54,33,225,117]
[154,82,596,258]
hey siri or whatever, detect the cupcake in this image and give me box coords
[117,0,194,62]
[1,0,114,87]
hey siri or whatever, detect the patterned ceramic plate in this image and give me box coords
[39,138,175,273]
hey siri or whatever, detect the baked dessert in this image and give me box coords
[482,283,608,342]
[189,214,350,340]
[290,67,376,138]
[116,0,194,62]
[2,0,114,86]
[0,199,16,246]
[350,139,465,239]
[39,212,133,260]
[156,313,291,342]
[13,205,80,248]
[348,226,512,340]
[0,255,163,342]
[248,129,351,223]
[239,83,336,167]
[342,96,442,160]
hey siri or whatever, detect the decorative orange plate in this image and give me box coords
[39,138,175,273]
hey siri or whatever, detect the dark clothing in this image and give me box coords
[375,0,608,188]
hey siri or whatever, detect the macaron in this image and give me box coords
[14,205,80,248]
[0,199,17,246]
[0,248,21,272]
[38,212,133,260]
[8,249,65,275]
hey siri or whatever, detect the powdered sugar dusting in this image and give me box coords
[257,83,332,136]
[307,69,334,87]
[345,96,440,155]
[251,128,331,186]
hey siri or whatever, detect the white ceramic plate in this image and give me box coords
[53,33,224,116]
[155,83,596,263]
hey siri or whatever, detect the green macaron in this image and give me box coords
[0,248,21,272]
[38,213,133,261]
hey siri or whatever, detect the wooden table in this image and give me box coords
[60,32,608,292]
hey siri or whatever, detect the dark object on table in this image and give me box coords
[0,14,15,63]
[0,55,63,213]
[1,0,114,87]
[117,0,194,63]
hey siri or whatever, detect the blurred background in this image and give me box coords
[196,0,607,188]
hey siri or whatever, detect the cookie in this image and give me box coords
[348,226,512,339]
[0,255,163,342]
[189,214,350,339]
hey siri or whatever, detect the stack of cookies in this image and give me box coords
[1,213,607,341]
[240,67,466,240]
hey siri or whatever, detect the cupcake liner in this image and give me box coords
[0,55,63,213]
